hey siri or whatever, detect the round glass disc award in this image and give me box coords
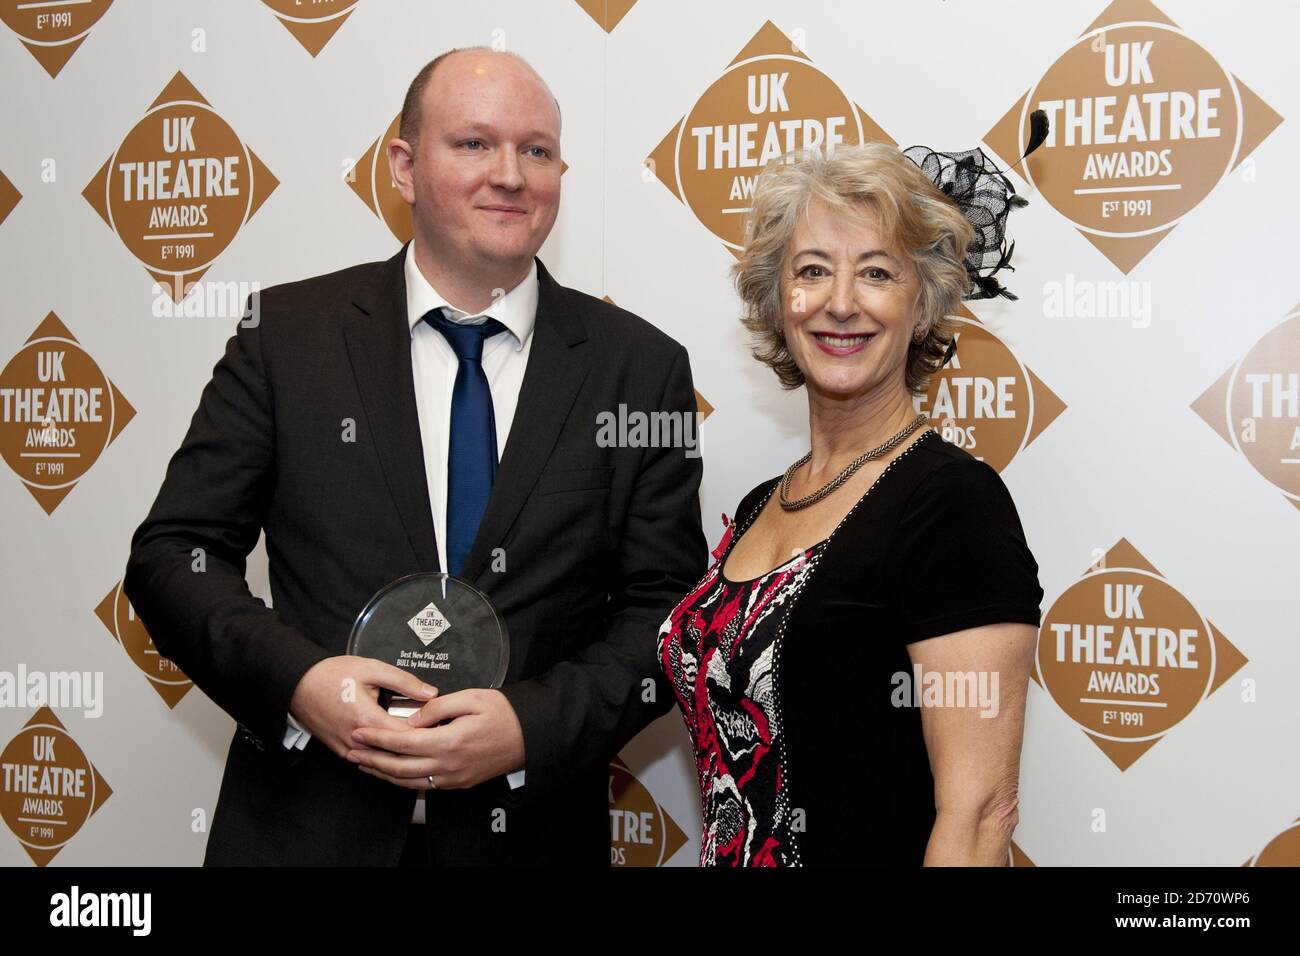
[347,573,509,717]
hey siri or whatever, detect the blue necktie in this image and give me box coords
[425,309,508,577]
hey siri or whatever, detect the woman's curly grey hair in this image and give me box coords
[733,142,975,395]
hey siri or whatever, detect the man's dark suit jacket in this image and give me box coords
[124,244,706,865]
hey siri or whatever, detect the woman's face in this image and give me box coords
[780,200,921,403]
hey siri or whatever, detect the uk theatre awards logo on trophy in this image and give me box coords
[347,574,508,717]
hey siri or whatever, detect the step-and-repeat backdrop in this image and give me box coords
[1,0,1297,867]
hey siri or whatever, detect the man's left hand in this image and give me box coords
[346,688,525,790]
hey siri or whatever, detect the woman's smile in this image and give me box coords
[811,330,876,355]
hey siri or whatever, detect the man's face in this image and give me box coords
[391,53,562,282]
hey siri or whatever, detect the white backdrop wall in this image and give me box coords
[0,0,1297,867]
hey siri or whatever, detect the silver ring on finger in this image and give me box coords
[427,774,437,790]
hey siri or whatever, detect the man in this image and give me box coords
[124,48,705,866]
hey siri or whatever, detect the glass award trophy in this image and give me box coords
[346,573,509,718]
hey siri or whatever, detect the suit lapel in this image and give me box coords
[341,250,589,583]
[343,244,440,572]
[459,258,591,584]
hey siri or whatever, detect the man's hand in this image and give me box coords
[289,655,438,759]
[345,688,525,790]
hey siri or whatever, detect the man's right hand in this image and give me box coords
[288,656,438,759]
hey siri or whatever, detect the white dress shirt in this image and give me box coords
[284,242,537,808]
[406,244,537,574]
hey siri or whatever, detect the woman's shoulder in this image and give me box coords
[733,475,782,529]
[909,427,983,467]
[885,431,1032,548]
[903,430,1010,500]
[703,477,781,566]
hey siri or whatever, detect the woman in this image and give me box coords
[658,140,1045,866]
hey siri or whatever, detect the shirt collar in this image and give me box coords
[403,241,537,352]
